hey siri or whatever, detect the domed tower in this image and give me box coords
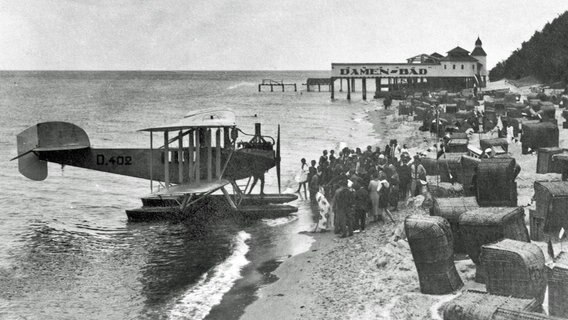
[471,37,487,86]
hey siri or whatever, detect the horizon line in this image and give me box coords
[0,69,332,72]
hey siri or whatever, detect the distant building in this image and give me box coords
[330,38,488,99]
[470,37,488,85]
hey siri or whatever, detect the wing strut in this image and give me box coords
[276,124,281,194]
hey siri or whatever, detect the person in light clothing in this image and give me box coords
[410,155,427,196]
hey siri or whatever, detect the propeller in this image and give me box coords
[276,124,281,194]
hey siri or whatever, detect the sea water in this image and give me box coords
[0,71,380,320]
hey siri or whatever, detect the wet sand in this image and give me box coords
[241,102,457,320]
[241,83,565,319]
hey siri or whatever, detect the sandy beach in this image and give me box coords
[241,81,566,320]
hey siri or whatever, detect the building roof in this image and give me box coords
[447,46,470,55]
[475,37,482,46]
[471,47,487,56]
[440,55,479,62]
[430,52,444,58]
[406,53,441,63]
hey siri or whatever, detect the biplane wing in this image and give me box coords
[140,108,236,132]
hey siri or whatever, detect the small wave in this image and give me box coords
[261,215,298,227]
[168,231,251,320]
[227,82,256,90]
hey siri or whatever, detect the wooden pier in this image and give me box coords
[303,78,332,92]
[258,79,297,92]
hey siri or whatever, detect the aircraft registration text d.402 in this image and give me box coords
[96,154,132,166]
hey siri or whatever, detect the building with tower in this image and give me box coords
[330,38,488,100]
[470,37,488,86]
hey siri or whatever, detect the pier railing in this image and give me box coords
[258,79,297,92]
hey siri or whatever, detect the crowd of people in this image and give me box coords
[298,140,428,238]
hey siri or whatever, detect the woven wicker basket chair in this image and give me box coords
[476,158,518,207]
[431,197,479,254]
[428,182,464,198]
[460,155,480,196]
[414,106,427,121]
[404,215,463,294]
[536,147,565,174]
[480,239,546,303]
[521,122,559,154]
[538,103,556,121]
[492,308,565,320]
[533,181,568,235]
[447,138,469,153]
[442,289,542,320]
[480,138,509,153]
[459,207,530,283]
[549,251,568,318]
[422,153,464,183]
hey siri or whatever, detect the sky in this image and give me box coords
[0,0,567,71]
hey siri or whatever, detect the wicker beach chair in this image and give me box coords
[521,121,559,154]
[538,102,556,121]
[476,158,518,207]
[549,251,568,318]
[428,182,464,198]
[460,155,480,196]
[533,181,568,236]
[430,197,479,254]
[536,147,565,174]
[480,239,546,303]
[404,215,463,294]
[459,206,530,283]
[442,290,542,320]
[480,138,509,153]
[492,308,565,320]
[446,138,469,153]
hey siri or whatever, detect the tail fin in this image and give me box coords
[14,122,90,181]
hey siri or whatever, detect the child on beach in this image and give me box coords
[296,158,309,197]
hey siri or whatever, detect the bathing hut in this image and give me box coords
[480,239,546,303]
[430,197,479,253]
[476,157,518,207]
[521,121,559,154]
[442,290,541,320]
[404,215,463,294]
[536,147,565,174]
[459,206,530,283]
[533,181,568,235]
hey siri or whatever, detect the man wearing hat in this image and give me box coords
[398,152,412,201]
[332,175,354,238]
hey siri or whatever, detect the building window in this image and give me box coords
[453,64,456,69]
[461,64,464,69]
[472,64,475,70]
[444,64,447,69]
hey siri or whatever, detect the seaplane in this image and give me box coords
[13,108,298,221]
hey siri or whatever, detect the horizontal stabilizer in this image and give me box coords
[15,122,91,180]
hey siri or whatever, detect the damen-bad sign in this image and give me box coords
[331,63,477,78]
